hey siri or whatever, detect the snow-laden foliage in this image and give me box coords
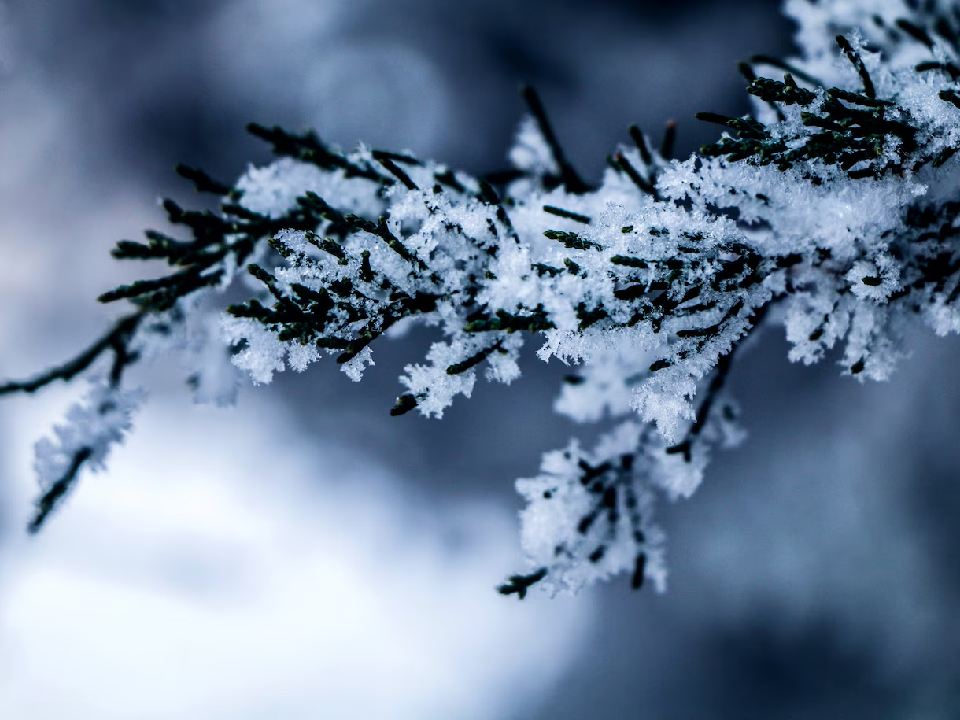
[6,0,960,596]
[30,379,145,533]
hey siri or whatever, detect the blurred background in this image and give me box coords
[1,0,959,717]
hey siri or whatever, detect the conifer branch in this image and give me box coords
[520,85,591,194]
[9,1,960,598]
[0,313,142,396]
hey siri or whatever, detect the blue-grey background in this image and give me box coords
[1,0,959,717]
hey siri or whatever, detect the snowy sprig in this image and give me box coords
[29,379,145,532]
[7,0,960,597]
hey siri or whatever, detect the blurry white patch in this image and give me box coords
[509,115,559,176]
[0,394,590,720]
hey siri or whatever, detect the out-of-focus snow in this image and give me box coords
[0,391,591,720]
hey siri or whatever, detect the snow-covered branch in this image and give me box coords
[6,0,960,596]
